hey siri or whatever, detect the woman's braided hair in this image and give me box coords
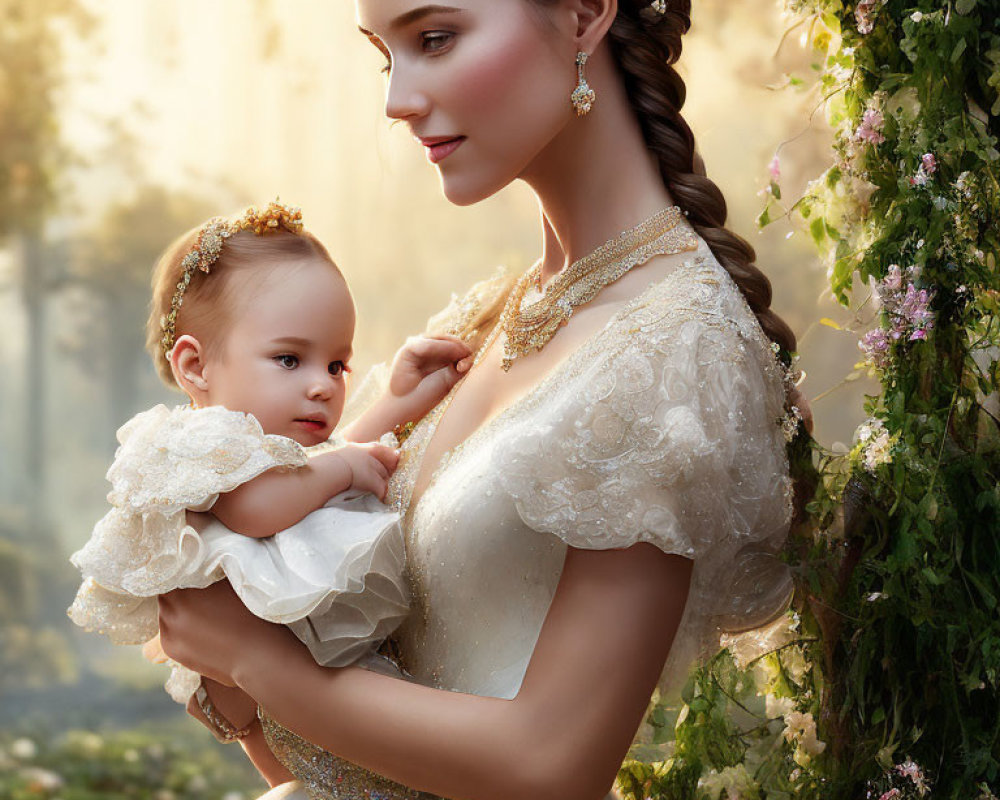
[606,0,797,358]
[604,1,816,531]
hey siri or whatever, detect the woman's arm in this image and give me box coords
[158,543,693,800]
[189,679,296,787]
[210,444,398,538]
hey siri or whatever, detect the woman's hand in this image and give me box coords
[157,581,303,688]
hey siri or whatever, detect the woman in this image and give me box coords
[156,1,810,798]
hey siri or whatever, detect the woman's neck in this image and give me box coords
[520,50,677,287]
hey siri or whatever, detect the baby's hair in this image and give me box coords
[146,218,340,388]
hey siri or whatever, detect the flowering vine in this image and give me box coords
[619,0,1000,798]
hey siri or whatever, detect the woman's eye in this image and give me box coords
[380,60,391,75]
[421,31,453,54]
[275,355,299,370]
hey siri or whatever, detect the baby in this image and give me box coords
[67,201,469,784]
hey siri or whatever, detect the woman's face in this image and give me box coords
[356,0,577,205]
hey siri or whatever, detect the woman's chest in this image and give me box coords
[409,296,627,508]
[396,435,568,697]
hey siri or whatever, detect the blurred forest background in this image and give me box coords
[0,0,873,796]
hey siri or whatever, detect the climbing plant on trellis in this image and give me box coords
[617,1,999,798]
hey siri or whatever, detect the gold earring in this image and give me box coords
[570,51,596,116]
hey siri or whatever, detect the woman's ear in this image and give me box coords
[170,334,211,407]
[571,0,617,52]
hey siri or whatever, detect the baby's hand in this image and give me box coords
[388,335,473,421]
[336,442,400,501]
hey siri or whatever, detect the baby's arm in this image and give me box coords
[343,334,472,443]
[210,443,398,539]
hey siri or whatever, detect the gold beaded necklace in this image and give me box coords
[491,206,699,371]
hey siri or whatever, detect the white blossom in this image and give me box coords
[698,764,758,800]
[10,738,37,760]
[17,767,64,791]
[766,694,796,719]
[782,710,827,760]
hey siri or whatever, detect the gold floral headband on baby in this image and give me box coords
[159,199,304,361]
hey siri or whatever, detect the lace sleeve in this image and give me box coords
[496,262,795,658]
[107,404,307,514]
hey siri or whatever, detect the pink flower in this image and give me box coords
[856,0,883,33]
[855,109,886,145]
[900,284,935,334]
[895,758,931,795]
[860,328,892,368]
[878,790,901,800]
[884,264,902,291]
[867,270,936,359]
[769,155,781,181]
[921,153,937,174]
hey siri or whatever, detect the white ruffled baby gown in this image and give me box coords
[67,404,409,702]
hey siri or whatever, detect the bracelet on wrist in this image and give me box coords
[195,679,256,744]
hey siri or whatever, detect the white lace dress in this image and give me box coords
[253,239,796,800]
[67,405,409,702]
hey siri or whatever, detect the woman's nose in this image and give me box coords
[384,66,431,122]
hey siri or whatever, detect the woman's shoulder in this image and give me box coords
[604,250,787,395]
[424,266,514,337]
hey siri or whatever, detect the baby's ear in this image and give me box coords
[170,335,210,405]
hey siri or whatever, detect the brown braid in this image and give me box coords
[607,1,816,532]
[605,0,797,359]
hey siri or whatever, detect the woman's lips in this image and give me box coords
[422,136,465,164]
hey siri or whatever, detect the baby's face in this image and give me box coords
[202,255,355,446]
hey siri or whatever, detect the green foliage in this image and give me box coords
[617,628,832,800]
[768,0,1000,796]
[0,726,263,800]
[622,0,1000,797]
[0,0,93,239]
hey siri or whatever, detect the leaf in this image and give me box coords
[810,216,827,247]
[951,38,968,63]
[955,0,977,13]
[920,566,945,586]
[757,205,773,229]
[820,317,842,330]
[968,573,998,610]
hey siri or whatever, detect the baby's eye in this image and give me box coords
[275,354,299,370]
[328,360,349,377]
